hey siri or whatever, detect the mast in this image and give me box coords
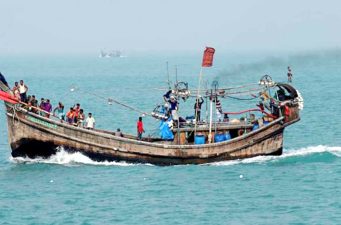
[208,90,213,143]
[212,81,218,133]
[195,47,215,140]
[194,67,203,137]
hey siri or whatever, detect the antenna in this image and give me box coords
[166,61,171,89]
[212,80,219,91]
[175,65,178,84]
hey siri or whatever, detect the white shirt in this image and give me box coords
[86,117,95,128]
[19,84,27,94]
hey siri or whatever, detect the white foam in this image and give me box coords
[9,148,142,167]
[209,145,341,166]
[9,145,340,167]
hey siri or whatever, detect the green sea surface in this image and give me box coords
[0,51,340,224]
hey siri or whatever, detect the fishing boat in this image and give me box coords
[0,78,302,165]
[99,50,123,58]
[0,74,303,165]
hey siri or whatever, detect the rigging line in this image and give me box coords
[189,83,260,92]
[225,87,267,95]
[93,92,150,115]
[187,87,266,98]
[71,88,151,117]
[154,82,260,92]
[215,83,261,91]
[225,95,259,101]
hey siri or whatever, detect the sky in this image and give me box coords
[0,0,341,54]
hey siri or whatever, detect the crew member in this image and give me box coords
[77,109,85,127]
[85,113,95,129]
[137,117,145,140]
[194,96,204,121]
[163,90,174,102]
[18,80,28,102]
[168,95,179,124]
[115,128,124,137]
[215,99,223,122]
[73,103,81,123]
[45,99,52,118]
[66,108,75,124]
[287,66,293,83]
[53,102,65,121]
[12,82,20,100]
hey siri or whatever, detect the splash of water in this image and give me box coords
[209,145,341,166]
[9,145,340,167]
[9,148,139,166]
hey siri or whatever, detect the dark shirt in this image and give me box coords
[163,90,172,100]
[168,100,178,110]
[30,99,38,107]
[194,98,204,110]
[270,102,279,116]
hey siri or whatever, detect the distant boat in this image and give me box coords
[99,50,124,58]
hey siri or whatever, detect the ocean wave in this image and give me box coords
[209,145,341,166]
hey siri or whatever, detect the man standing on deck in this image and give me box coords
[194,96,204,122]
[18,80,28,102]
[137,117,145,140]
[168,95,179,125]
[12,82,20,100]
[163,90,174,102]
[163,90,174,117]
[215,99,223,122]
[86,113,95,130]
[287,66,293,82]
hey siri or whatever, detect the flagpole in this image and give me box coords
[196,46,215,143]
[194,67,203,137]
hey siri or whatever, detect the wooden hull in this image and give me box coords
[4,107,295,165]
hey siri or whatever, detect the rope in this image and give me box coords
[223,108,261,115]
[188,82,259,93]
[223,108,277,119]
[226,95,259,101]
[71,88,152,117]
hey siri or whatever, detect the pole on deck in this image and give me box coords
[208,91,213,144]
[194,67,203,137]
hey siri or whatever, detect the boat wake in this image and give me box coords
[209,145,341,166]
[9,145,340,167]
[10,147,140,167]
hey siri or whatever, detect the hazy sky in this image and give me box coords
[1,0,340,54]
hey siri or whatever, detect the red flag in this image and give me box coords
[202,47,215,67]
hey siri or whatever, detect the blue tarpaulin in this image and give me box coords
[159,119,174,140]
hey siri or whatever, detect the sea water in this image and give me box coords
[0,51,340,224]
